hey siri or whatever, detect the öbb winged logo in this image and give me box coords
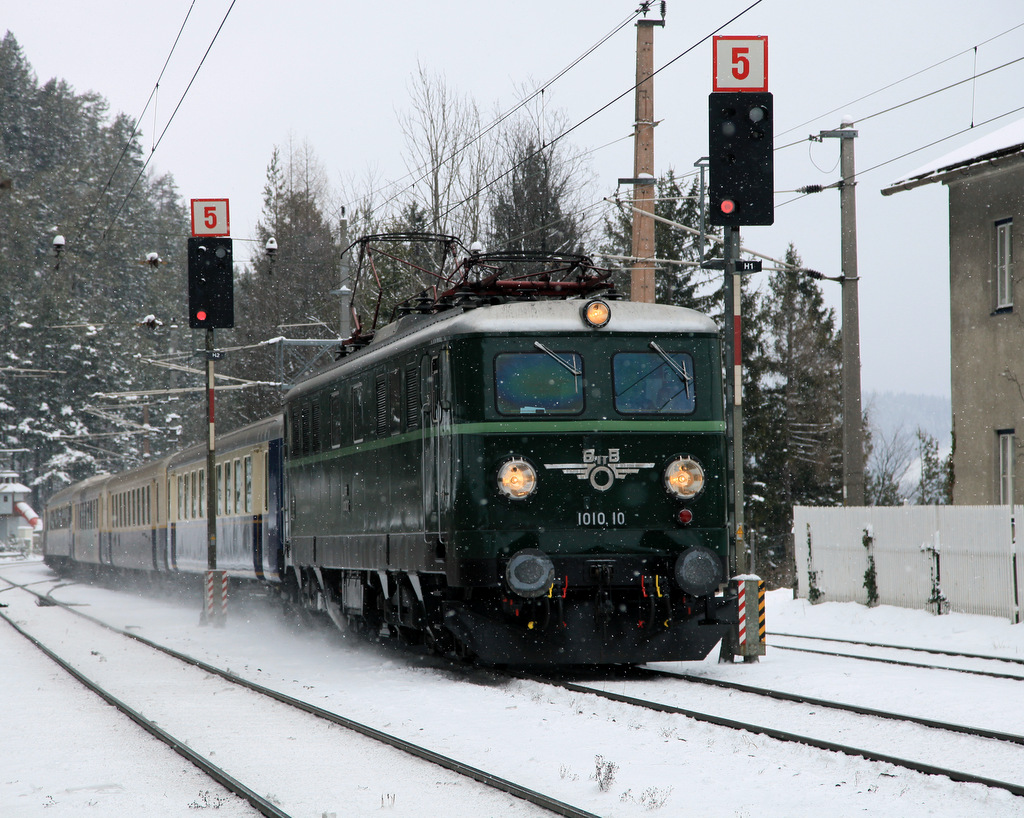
[544,448,655,492]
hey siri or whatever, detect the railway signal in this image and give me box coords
[707,37,772,663]
[187,236,234,328]
[708,91,774,226]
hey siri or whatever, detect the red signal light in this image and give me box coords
[196,310,207,322]
[677,509,694,526]
[720,199,736,215]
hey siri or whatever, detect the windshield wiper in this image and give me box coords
[534,341,582,376]
[648,341,692,399]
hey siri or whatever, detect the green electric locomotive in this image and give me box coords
[282,241,738,665]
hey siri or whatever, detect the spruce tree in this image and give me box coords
[228,143,342,425]
[747,244,843,576]
[487,137,582,256]
[601,171,720,309]
[914,428,951,505]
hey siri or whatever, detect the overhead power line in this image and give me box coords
[774,24,1024,155]
[372,7,645,220]
[101,0,239,241]
[442,0,767,221]
[538,19,1024,244]
[778,101,1024,211]
[777,19,1024,140]
[77,1,198,242]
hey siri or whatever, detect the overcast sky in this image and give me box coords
[7,1,1024,400]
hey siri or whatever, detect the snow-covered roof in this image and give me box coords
[0,482,31,494]
[882,119,1024,196]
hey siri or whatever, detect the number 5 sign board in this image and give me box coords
[713,36,768,92]
[190,198,230,237]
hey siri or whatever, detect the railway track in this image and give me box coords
[638,666,1024,745]
[0,573,596,818]
[2,611,285,818]
[516,664,1024,800]
[766,631,1024,681]
[769,630,1024,665]
[7,564,1022,815]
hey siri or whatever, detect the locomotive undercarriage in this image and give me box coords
[287,563,736,665]
[445,582,737,665]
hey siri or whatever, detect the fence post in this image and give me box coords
[924,532,948,615]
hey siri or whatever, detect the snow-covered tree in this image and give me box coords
[0,32,189,502]
[224,142,342,425]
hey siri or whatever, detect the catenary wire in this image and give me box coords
[370,7,645,220]
[776,19,1024,139]
[772,31,1024,153]
[76,1,198,242]
[855,53,1024,128]
[441,0,767,222]
[101,0,239,241]
[776,102,1024,211]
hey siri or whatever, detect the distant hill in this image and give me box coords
[863,391,951,445]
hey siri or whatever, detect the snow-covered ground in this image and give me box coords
[3,556,1024,817]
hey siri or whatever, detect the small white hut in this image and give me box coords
[0,469,42,554]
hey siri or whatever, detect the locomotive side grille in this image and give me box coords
[329,392,342,448]
[288,408,299,454]
[375,374,388,437]
[405,366,420,430]
[300,406,310,456]
[310,403,321,452]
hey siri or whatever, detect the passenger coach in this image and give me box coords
[44,416,284,582]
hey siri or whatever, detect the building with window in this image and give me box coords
[883,121,1024,504]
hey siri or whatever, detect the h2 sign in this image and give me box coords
[190,198,230,237]
[713,36,768,92]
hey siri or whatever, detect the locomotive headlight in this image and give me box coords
[506,548,555,598]
[497,458,538,499]
[674,546,722,597]
[664,456,705,499]
[581,299,611,328]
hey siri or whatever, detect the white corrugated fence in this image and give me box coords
[794,505,1023,623]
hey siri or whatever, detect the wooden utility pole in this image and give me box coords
[629,16,663,303]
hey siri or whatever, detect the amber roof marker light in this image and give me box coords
[582,299,611,328]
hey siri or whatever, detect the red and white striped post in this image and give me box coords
[734,576,766,660]
[737,579,748,645]
[205,569,228,624]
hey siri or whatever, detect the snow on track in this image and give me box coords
[0,577,551,818]
[4,562,1024,817]
[0,613,260,817]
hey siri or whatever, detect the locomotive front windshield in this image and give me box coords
[612,350,695,414]
[495,350,584,415]
[492,341,704,417]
